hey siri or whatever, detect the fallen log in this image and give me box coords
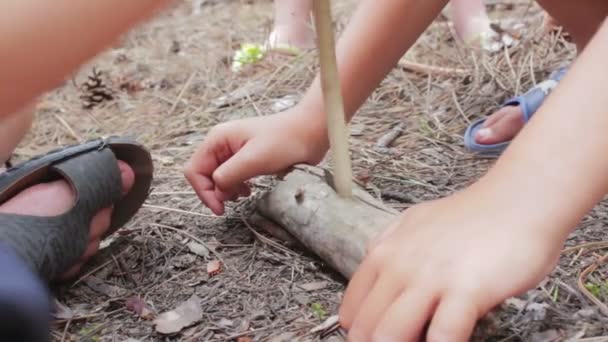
[256,166,398,279]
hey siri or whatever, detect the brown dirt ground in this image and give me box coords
[11,0,608,341]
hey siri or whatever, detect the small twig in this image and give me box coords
[313,0,353,198]
[60,319,71,342]
[375,123,404,149]
[563,241,608,254]
[398,59,470,77]
[142,204,219,218]
[70,248,130,287]
[574,337,608,342]
[168,72,196,116]
[53,114,81,141]
[241,213,299,257]
[577,252,608,316]
[450,89,471,125]
[145,266,195,293]
[150,223,232,272]
[250,213,299,245]
[149,191,196,196]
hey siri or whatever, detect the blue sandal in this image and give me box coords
[464,66,568,156]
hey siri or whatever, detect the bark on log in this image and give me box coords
[256,166,399,279]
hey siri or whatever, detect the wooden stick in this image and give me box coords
[257,166,398,279]
[312,0,353,198]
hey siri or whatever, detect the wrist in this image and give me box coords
[467,164,587,245]
[278,104,329,163]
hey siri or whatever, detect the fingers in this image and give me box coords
[185,166,224,215]
[212,140,281,194]
[184,125,242,215]
[339,256,379,330]
[426,294,479,342]
[373,287,438,341]
[347,274,405,341]
[214,182,251,202]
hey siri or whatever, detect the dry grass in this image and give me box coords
[9,0,608,340]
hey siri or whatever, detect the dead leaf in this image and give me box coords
[297,281,329,292]
[207,238,220,251]
[154,295,203,334]
[574,308,597,319]
[84,276,127,298]
[530,329,562,342]
[172,254,196,269]
[237,337,253,342]
[237,318,250,333]
[525,302,549,321]
[505,297,527,311]
[153,155,175,166]
[53,300,74,320]
[505,297,549,321]
[268,332,296,342]
[125,296,155,320]
[217,318,234,328]
[211,80,264,108]
[207,260,222,276]
[187,242,210,258]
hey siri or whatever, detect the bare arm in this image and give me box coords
[298,0,448,129]
[0,0,171,117]
[472,19,608,242]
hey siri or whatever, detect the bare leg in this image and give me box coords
[0,0,170,118]
[0,103,35,164]
[450,0,496,49]
[472,1,608,146]
[268,0,315,50]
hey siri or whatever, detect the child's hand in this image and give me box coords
[339,190,565,341]
[185,109,329,215]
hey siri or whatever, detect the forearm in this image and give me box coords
[473,20,608,241]
[298,0,447,125]
[0,0,172,117]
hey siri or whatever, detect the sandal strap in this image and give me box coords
[0,148,122,280]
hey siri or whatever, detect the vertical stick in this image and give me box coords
[312,0,353,198]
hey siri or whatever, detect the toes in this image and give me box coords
[81,239,101,260]
[59,262,85,281]
[89,207,112,239]
[481,105,517,127]
[373,287,438,341]
[116,161,135,194]
[0,180,73,216]
[475,106,525,144]
[426,294,479,342]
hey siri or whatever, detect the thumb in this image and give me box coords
[212,139,284,194]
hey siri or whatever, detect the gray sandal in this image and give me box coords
[0,136,153,280]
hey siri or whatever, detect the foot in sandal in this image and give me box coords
[464,66,568,156]
[0,136,153,341]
